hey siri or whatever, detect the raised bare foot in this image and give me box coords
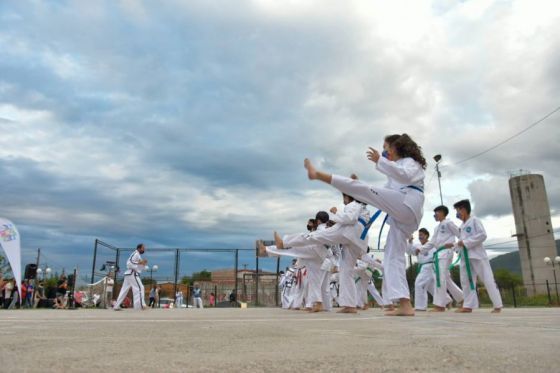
[274,231,284,249]
[337,307,358,314]
[455,308,472,313]
[491,308,502,314]
[304,158,318,180]
[429,307,446,312]
[256,240,267,256]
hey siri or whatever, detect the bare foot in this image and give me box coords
[256,240,267,256]
[303,307,312,312]
[383,305,395,312]
[429,306,446,313]
[362,304,369,311]
[385,308,415,317]
[337,307,358,314]
[309,302,323,313]
[304,158,318,180]
[491,308,502,314]
[454,308,472,313]
[274,232,284,249]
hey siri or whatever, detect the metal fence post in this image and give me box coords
[234,249,239,301]
[255,256,259,306]
[91,239,98,284]
[511,283,517,308]
[275,256,280,307]
[546,280,552,305]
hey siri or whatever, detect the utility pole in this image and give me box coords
[434,154,443,205]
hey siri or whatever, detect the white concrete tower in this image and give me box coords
[509,173,557,295]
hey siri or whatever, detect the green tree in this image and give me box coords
[191,269,212,282]
[493,268,523,289]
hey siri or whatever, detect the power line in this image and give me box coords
[451,104,560,166]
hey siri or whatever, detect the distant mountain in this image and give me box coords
[490,239,560,274]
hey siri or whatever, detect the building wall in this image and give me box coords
[509,174,558,295]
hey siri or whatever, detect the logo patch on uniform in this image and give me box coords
[466,227,472,233]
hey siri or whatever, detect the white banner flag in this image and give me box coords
[0,218,22,303]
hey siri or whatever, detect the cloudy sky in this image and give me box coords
[1,0,559,281]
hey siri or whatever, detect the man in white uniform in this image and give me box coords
[449,199,503,314]
[423,205,463,312]
[407,228,436,311]
[114,243,147,310]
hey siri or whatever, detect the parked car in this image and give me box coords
[158,297,174,308]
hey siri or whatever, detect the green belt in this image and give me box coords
[447,247,475,290]
[416,260,434,274]
[433,246,447,288]
[462,246,475,290]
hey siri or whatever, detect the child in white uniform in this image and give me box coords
[407,228,436,311]
[448,199,502,313]
[424,205,463,312]
[302,134,426,316]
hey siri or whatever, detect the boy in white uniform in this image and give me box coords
[407,228,435,311]
[302,134,426,316]
[114,243,147,310]
[448,199,503,313]
[360,253,392,309]
[424,205,463,312]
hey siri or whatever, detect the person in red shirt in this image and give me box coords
[21,281,28,308]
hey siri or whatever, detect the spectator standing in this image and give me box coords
[175,290,183,308]
[4,279,13,309]
[149,285,156,308]
[25,280,34,308]
[193,285,203,308]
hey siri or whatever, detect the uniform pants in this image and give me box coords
[433,255,462,307]
[338,245,363,308]
[193,297,204,308]
[414,266,435,310]
[461,258,503,309]
[446,255,464,302]
[367,281,385,306]
[115,274,143,309]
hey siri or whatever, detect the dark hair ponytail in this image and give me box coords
[392,134,427,169]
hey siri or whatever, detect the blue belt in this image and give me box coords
[358,209,383,240]
[405,185,424,193]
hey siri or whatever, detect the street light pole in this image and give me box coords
[434,154,443,206]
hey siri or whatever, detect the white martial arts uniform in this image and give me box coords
[354,260,370,308]
[360,253,392,306]
[282,202,370,308]
[329,272,340,306]
[280,268,295,308]
[407,242,435,310]
[457,216,503,310]
[423,218,463,307]
[288,263,307,309]
[330,156,425,302]
[269,224,331,309]
[114,250,146,310]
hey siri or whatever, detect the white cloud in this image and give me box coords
[1,0,560,271]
